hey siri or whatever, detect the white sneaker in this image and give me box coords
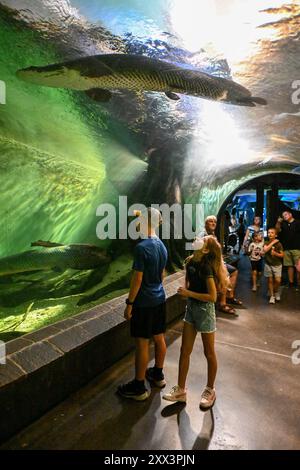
[275,292,281,301]
[269,296,275,304]
[252,286,257,292]
[163,385,186,403]
[200,387,216,410]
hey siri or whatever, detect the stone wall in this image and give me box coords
[0,272,185,443]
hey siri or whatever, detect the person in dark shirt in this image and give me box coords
[237,216,246,253]
[277,210,300,289]
[163,235,228,410]
[117,208,168,401]
[223,210,231,253]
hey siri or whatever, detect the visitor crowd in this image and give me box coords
[117,207,300,410]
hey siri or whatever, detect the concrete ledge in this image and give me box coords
[0,272,185,443]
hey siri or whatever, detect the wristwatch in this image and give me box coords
[125,298,134,305]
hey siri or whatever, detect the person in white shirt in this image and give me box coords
[243,216,263,254]
[248,232,264,292]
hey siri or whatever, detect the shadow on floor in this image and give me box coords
[192,409,215,450]
[161,402,215,450]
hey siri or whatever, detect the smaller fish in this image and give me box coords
[0,243,110,276]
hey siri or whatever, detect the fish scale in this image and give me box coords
[93,71,168,92]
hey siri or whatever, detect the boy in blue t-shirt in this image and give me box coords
[117,208,168,401]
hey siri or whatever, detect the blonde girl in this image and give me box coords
[163,236,228,409]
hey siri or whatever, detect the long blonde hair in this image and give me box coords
[186,235,229,291]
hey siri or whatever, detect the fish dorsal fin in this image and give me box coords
[165,91,180,101]
[250,96,267,105]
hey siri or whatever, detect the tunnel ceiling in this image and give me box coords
[217,172,300,213]
[0,1,300,252]
[241,173,300,190]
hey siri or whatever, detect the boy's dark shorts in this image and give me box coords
[251,259,263,272]
[130,302,166,339]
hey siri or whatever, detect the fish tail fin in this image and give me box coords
[238,96,267,106]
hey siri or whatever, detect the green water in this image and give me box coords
[1,1,299,341]
[0,7,146,340]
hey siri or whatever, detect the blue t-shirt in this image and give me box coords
[132,237,168,307]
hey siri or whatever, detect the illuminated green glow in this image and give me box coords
[0,12,146,257]
[0,14,106,254]
[0,2,298,341]
[0,254,133,341]
[0,10,145,340]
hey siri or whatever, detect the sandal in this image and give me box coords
[226,297,243,306]
[218,304,238,316]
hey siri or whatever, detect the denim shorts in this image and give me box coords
[184,298,216,333]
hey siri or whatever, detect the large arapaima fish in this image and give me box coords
[17,54,267,107]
